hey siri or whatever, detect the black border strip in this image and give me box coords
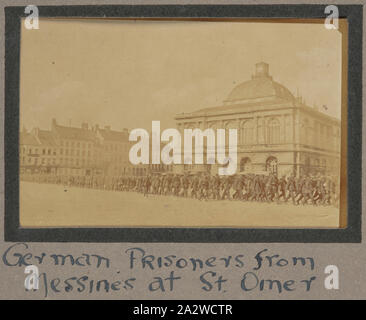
[4,5,362,242]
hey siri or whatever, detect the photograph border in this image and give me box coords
[4,4,362,243]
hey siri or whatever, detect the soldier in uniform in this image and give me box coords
[190,174,200,199]
[313,174,325,205]
[172,174,181,196]
[210,174,221,200]
[251,175,262,202]
[296,175,315,205]
[276,174,287,203]
[158,175,165,195]
[154,174,161,194]
[331,175,339,207]
[266,173,278,202]
[221,175,232,200]
[198,173,209,201]
[162,174,170,195]
[232,174,244,200]
[286,173,297,204]
[181,173,190,198]
[143,175,152,197]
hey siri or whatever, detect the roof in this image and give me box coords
[97,128,129,142]
[175,62,339,123]
[37,129,58,146]
[182,97,291,118]
[53,124,96,141]
[20,132,39,146]
[224,76,295,103]
[176,62,296,119]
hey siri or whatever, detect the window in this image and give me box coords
[240,157,252,172]
[241,120,254,145]
[267,118,280,144]
[257,118,265,144]
[266,156,278,176]
[225,121,237,146]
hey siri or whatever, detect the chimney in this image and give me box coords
[32,127,40,138]
[51,118,57,130]
[254,62,270,78]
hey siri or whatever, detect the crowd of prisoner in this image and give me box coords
[20,171,339,207]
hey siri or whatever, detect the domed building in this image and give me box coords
[175,62,341,177]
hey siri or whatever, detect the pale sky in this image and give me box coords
[20,18,343,132]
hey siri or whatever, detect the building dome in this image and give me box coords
[224,62,295,103]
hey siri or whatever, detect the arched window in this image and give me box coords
[266,156,278,176]
[257,118,265,143]
[267,118,280,144]
[225,121,237,147]
[240,157,252,172]
[241,120,254,145]
[322,159,326,168]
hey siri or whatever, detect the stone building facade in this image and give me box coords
[20,119,172,177]
[20,119,133,176]
[175,62,341,177]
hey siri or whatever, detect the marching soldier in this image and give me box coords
[181,173,190,198]
[286,173,297,204]
[276,174,287,202]
[221,175,232,200]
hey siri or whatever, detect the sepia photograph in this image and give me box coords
[18,18,346,228]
